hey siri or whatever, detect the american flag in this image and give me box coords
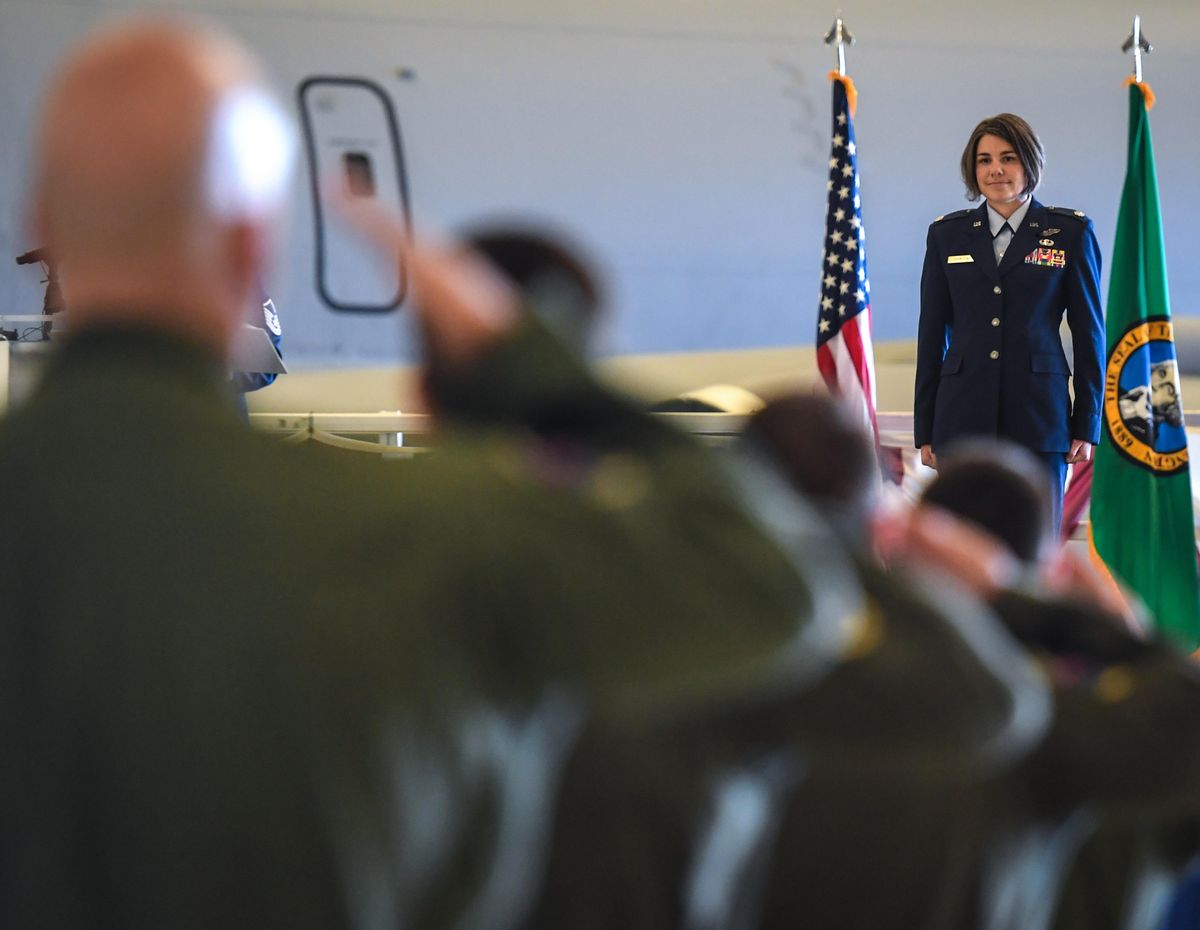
[816,74,878,441]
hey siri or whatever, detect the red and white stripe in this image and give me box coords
[817,304,878,439]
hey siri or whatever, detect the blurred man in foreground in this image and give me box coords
[664,394,1200,930]
[0,17,845,929]
[524,393,1053,930]
[919,442,1200,930]
[2,14,1102,930]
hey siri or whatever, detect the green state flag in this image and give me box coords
[1090,81,1200,649]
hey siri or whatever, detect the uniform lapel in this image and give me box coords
[966,203,998,283]
[997,199,1044,278]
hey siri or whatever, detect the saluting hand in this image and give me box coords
[874,504,1020,598]
[337,195,519,370]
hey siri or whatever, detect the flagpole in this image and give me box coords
[1121,14,1152,82]
[824,13,854,77]
[815,12,879,452]
[1091,14,1199,647]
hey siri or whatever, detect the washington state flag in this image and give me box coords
[1090,80,1200,649]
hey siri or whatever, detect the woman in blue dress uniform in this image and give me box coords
[914,113,1105,530]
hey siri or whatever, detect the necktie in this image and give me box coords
[994,222,1014,264]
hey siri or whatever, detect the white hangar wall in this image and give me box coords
[0,0,1197,368]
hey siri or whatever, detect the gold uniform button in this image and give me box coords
[991,317,1001,327]
[989,350,1000,360]
[993,285,1002,295]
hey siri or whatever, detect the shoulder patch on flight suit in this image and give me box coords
[931,208,973,226]
[1046,206,1088,223]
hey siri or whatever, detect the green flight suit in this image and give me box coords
[0,319,837,930]
[900,591,1200,930]
[524,501,1053,930]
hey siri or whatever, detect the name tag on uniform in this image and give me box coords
[947,254,974,264]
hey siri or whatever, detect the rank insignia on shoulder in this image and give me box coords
[1048,206,1088,222]
[932,209,972,225]
[1025,247,1066,269]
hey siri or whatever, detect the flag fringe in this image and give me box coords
[828,71,857,117]
[1087,520,1145,629]
[1086,521,1122,590]
[1123,76,1156,110]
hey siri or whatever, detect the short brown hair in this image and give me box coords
[960,113,1044,200]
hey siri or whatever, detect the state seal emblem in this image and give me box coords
[1103,315,1188,474]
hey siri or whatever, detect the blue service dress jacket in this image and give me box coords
[914,199,1105,455]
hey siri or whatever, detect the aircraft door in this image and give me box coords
[298,76,411,313]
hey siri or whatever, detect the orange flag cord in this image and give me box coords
[1124,76,1156,110]
[829,71,858,117]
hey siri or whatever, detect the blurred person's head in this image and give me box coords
[918,440,1054,565]
[741,390,879,549]
[419,225,601,416]
[31,16,294,357]
[462,225,602,354]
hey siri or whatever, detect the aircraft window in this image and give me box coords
[299,77,410,313]
[342,152,376,198]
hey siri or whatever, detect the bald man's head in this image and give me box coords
[32,17,293,351]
